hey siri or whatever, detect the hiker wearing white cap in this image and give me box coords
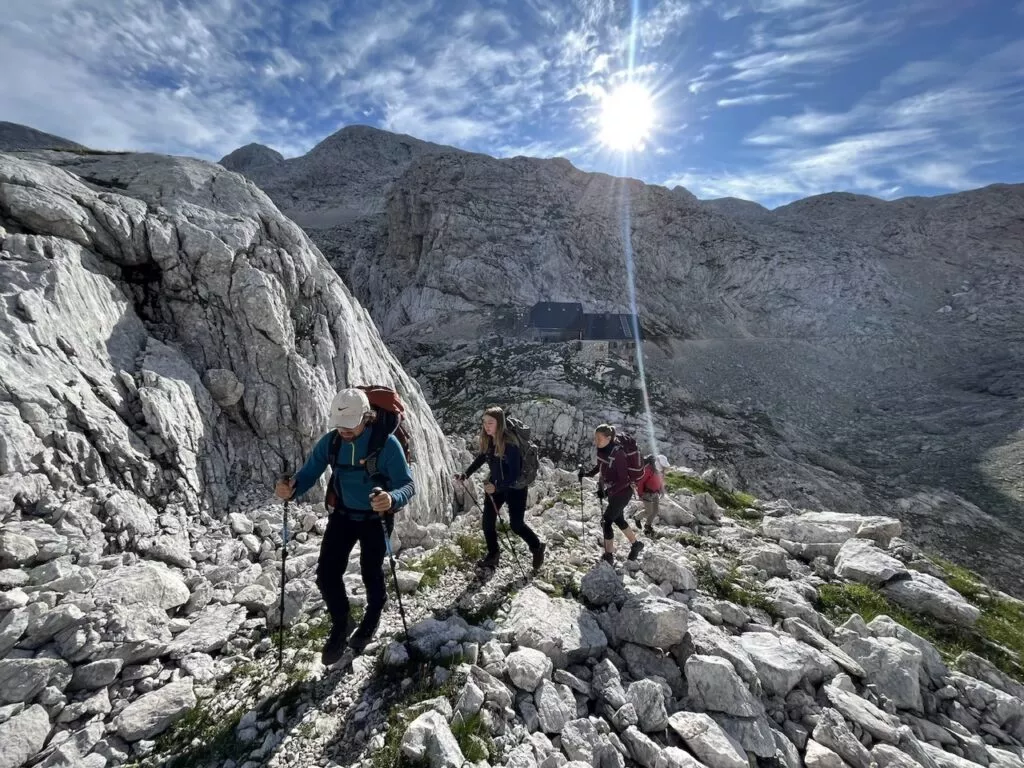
[275,387,415,664]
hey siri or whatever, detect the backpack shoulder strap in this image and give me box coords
[328,431,341,467]
[364,412,400,484]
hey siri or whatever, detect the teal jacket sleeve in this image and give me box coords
[379,435,415,509]
[291,433,332,499]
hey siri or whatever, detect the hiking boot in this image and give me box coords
[476,552,500,570]
[531,542,546,572]
[347,629,373,655]
[628,540,645,561]
[601,552,615,565]
[320,620,349,666]
[348,611,382,656]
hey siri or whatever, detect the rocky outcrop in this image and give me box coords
[0,147,458,766]
[0,121,85,152]
[0,149,455,518]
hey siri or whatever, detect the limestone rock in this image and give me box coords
[503,587,608,667]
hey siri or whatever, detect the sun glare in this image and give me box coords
[599,82,655,152]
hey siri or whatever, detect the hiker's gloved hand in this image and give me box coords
[274,477,295,500]
[370,490,393,513]
[484,482,496,495]
[577,468,586,481]
[453,473,465,487]
[596,488,607,500]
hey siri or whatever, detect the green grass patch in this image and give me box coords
[140,657,265,768]
[557,487,581,507]
[547,572,583,600]
[673,532,704,548]
[929,555,985,602]
[413,546,462,588]
[696,560,776,616]
[451,713,493,762]
[664,471,757,513]
[816,582,1023,680]
[148,703,246,768]
[456,534,487,563]
[371,665,460,768]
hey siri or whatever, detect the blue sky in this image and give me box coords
[1,0,1022,207]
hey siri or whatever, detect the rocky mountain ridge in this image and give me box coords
[218,125,1024,592]
[0,123,86,153]
[0,131,1021,768]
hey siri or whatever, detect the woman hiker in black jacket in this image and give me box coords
[456,406,546,572]
[580,424,645,564]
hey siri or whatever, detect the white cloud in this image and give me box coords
[746,108,865,142]
[728,46,855,82]
[264,49,305,80]
[715,93,790,107]
[897,161,979,190]
[699,2,916,96]
[0,0,318,157]
[748,0,838,12]
[639,0,693,47]
[676,37,1024,206]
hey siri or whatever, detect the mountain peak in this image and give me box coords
[0,121,85,152]
[218,142,284,172]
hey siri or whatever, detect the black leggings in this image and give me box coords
[483,487,542,555]
[602,489,633,540]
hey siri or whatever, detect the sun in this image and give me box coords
[598,82,656,152]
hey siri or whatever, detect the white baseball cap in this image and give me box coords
[328,388,371,430]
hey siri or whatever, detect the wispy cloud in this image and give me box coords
[673,36,1024,205]
[0,0,1019,210]
[716,93,791,107]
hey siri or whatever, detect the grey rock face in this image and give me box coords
[503,587,608,667]
[0,704,51,768]
[685,654,762,717]
[668,711,747,768]
[882,572,981,627]
[834,538,909,587]
[0,149,456,530]
[401,710,465,768]
[736,630,840,696]
[113,679,196,741]
[223,124,1024,590]
[615,595,688,649]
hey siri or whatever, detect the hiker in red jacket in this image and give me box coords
[579,424,644,564]
[635,455,667,533]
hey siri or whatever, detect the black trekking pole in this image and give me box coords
[371,489,411,647]
[488,493,528,581]
[577,463,586,537]
[276,472,291,670]
[459,478,482,512]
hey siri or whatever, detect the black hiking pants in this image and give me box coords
[483,487,541,556]
[316,511,395,630]
[602,488,634,540]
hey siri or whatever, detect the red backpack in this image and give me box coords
[324,385,414,511]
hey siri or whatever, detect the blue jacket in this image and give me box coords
[292,429,415,521]
[465,440,522,491]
